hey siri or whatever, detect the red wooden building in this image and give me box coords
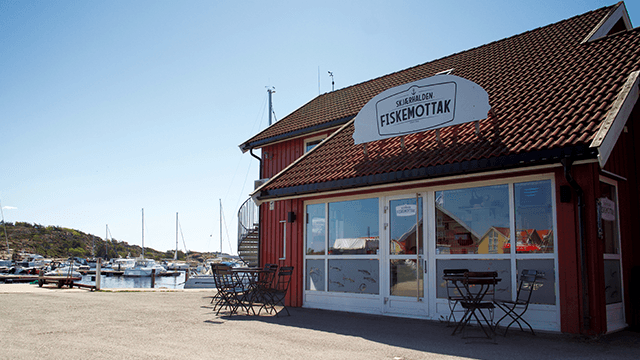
[238,2,640,335]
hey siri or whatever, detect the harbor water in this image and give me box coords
[78,271,188,289]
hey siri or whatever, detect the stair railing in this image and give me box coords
[237,197,259,255]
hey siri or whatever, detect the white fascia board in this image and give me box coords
[590,70,640,168]
[583,3,632,43]
[250,118,356,206]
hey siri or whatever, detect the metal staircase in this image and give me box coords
[237,198,259,267]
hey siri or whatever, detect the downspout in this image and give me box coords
[249,147,262,267]
[249,148,262,179]
[561,158,590,333]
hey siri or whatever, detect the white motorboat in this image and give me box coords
[123,258,166,277]
[165,261,189,271]
[183,261,241,289]
[183,274,216,289]
[45,266,83,278]
[111,258,136,271]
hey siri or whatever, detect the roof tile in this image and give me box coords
[254,5,640,195]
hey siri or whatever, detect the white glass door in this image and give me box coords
[383,194,429,316]
[599,179,626,332]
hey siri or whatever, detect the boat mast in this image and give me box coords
[0,198,9,257]
[219,199,222,254]
[105,224,109,259]
[175,212,178,261]
[141,208,145,258]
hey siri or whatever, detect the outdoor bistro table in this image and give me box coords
[232,267,273,314]
[443,271,501,339]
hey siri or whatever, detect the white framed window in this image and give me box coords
[303,173,559,327]
[304,197,380,295]
[434,176,557,306]
[304,135,326,153]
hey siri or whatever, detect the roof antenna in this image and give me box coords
[328,71,334,92]
[266,86,276,126]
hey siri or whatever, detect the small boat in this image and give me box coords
[165,261,189,271]
[123,257,166,277]
[45,265,83,278]
[183,261,240,289]
[165,212,190,271]
[183,274,216,289]
[111,258,136,271]
[122,208,167,277]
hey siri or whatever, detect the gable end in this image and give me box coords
[583,2,633,43]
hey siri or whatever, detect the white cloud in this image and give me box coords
[2,206,17,210]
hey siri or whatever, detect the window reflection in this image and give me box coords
[514,181,553,254]
[517,259,555,305]
[329,198,379,255]
[306,259,325,291]
[389,198,423,255]
[390,259,422,297]
[306,204,326,255]
[436,259,511,301]
[435,185,510,255]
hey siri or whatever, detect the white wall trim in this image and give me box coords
[590,70,640,168]
[582,2,632,43]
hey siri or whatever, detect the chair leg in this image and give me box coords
[496,304,535,336]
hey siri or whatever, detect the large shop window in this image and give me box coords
[305,198,380,294]
[435,180,556,305]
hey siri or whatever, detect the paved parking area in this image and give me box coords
[1,284,639,359]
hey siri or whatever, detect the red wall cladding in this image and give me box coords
[259,198,304,307]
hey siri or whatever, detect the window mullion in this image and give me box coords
[509,182,517,301]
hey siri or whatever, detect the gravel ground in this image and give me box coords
[1,284,639,360]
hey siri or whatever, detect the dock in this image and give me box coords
[0,274,93,290]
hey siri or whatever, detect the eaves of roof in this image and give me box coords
[239,115,353,153]
[255,141,597,201]
[249,4,640,201]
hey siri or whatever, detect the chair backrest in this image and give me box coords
[211,263,224,275]
[257,264,278,288]
[516,269,538,303]
[213,265,234,289]
[443,268,468,298]
[274,266,294,293]
[464,271,498,300]
[264,263,278,272]
[444,268,468,276]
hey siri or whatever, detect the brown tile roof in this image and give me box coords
[254,4,640,199]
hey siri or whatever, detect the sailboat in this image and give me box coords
[183,200,230,289]
[165,213,189,271]
[124,209,167,277]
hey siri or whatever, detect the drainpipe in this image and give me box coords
[249,147,263,267]
[561,158,590,333]
[249,148,262,179]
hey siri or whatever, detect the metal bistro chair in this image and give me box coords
[443,268,469,326]
[455,271,498,340]
[258,266,294,317]
[212,265,250,315]
[210,263,224,308]
[246,263,278,309]
[495,269,538,336]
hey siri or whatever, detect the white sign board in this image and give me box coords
[396,204,416,217]
[600,198,615,221]
[353,75,491,144]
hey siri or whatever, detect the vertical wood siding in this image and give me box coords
[259,198,304,307]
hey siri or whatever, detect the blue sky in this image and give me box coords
[1,1,637,255]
